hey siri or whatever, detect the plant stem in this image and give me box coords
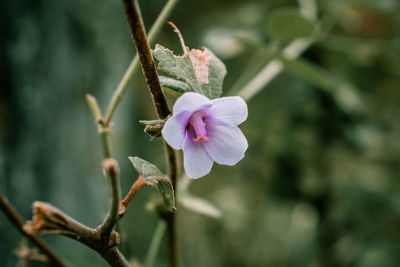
[99,159,121,241]
[122,0,170,119]
[0,193,69,267]
[145,220,167,267]
[104,0,180,125]
[119,174,147,218]
[100,247,130,267]
[121,1,180,266]
[86,94,112,158]
[24,201,129,267]
[165,210,178,267]
[164,143,179,267]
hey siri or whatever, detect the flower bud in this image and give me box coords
[139,119,165,140]
[103,158,119,178]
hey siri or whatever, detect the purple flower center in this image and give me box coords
[188,111,208,143]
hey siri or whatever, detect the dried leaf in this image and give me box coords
[199,48,227,99]
[139,119,165,140]
[189,48,210,85]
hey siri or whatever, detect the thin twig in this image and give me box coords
[164,143,179,267]
[86,94,112,158]
[0,193,69,267]
[122,0,170,119]
[98,159,121,241]
[168,21,188,55]
[119,174,148,218]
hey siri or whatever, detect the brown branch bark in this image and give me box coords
[122,0,170,120]
[23,201,129,267]
[0,193,69,267]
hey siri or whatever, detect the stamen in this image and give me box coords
[194,135,208,142]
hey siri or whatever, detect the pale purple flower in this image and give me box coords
[162,92,248,179]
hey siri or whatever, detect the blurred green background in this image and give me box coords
[1,0,400,266]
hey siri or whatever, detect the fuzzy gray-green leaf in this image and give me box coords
[153,178,176,212]
[159,76,191,93]
[152,44,227,99]
[152,45,202,93]
[128,156,176,211]
[129,156,165,178]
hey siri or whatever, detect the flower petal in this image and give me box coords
[162,111,191,149]
[203,123,248,165]
[173,92,211,115]
[182,132,214,179]
[209,96,248,125]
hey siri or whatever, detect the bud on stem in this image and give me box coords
[139,119,165,140]
[103,158,119,178]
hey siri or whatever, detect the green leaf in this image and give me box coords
[152,45,226,99]
[129,156,165,178]
[128,156,176,212]
[159,76,191,93]
[152,45,202,93]
[266,8,314,42]
[152,178,175,212]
